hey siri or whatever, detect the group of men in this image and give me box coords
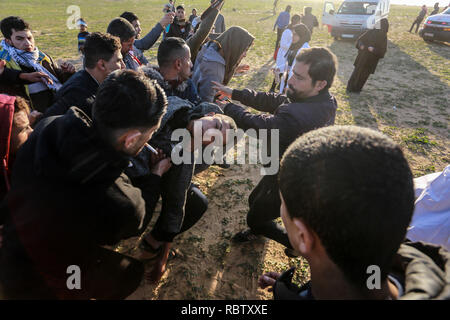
[0,0,448,300]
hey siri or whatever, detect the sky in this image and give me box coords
[390,0,448,6]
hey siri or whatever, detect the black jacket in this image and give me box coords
[43,69,98,118]
[224,89,338,159]
[274,241,450,300]
[0,107,160,298]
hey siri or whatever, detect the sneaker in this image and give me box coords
[232,229,259,243]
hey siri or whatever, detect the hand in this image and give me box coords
[60,62,75,74]
[214,98,228,110]
[19,71,53,85]
[211,81,232,98]
[368,46,374,52]
[258,272,280,292]
[150,149,172,176]
[0,59,5,76]
[235,64,250,74]
[160,12,175,28]
[28,110,42,127]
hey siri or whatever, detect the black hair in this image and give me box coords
[93,70,167,135]
[83,32,121,69]
[0,16,30,39]
[279,126,414,291]
[157,37,188,68]
[290,14,301,26]
[176,5,185,11]
[120,11,139,24]
[106,17,135,42]
[286,5,292,13]
[295,47,337,92]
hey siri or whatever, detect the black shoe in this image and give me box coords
[232,229,259,243]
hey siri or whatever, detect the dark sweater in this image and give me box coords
[43,69,98,118]
[0,108,161,298]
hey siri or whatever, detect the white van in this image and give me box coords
[322,0,390,40]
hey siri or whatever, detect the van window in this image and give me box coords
[337,2,378,15]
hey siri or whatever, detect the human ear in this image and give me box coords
[292,218,314,255]
[5,38,12,46]
[124,130,142,149]
[315,80,327,92]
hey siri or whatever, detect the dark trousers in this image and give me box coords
[151,184,208,242]
[0,246,144,300]
[246,175,292,249]
[347,66,371,92]
[410,18,423,33]
[275,27,285,50]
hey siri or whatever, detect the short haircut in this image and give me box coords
[291,14,301,25]
[279,126,414,290]
[214,113,237,131]
[296,47,337,92]
[286,5,292,12]
[176,5,185,11]
[106,17,135,42]
[93,70,167,135]
[157,37,188,68]
[14,96,30,115]
[0,16,30,39]
[83,32,121,69]
[120,11,139,24]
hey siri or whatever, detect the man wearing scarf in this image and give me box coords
[347,19,389,93]
[0,16,75,112]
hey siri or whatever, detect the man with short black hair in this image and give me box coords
[166,5,192,40]
[107,17,141,70]
[120,10,175,65]
[0,70,171,299]
[0,16,75,112]
[44,32,124,118]
[213,47,338,252]
[259,125,450,300]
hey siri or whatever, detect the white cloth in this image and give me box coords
[275,29,293,72]
[407,165,450,251]
[279,42,310,93]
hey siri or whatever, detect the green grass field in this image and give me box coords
[1,0,448,299]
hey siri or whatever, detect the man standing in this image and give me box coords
[273,5,291,50]
[0,70,171,299]
[211,0,226,33]
[409,5,428,33]
[44,32,124,118]
[0,16,75,112]
[167,5,192,40]
[213,48,338,254]
[301,7,319,35]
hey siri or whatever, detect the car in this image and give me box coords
[322,0,390,40]
[419,7,450,43]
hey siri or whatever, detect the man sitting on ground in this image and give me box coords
[43,32,124,118]
[259,125,450,300]
[0,16,75,112]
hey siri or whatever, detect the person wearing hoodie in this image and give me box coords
[192,26,254,103]
[429,2,440,16]
[347,18,389,93]
[410,5,428,33]
[258,126,450,300]
[301,7,319,35]
[0,70,171,299]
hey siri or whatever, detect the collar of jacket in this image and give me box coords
[289,90,332,104]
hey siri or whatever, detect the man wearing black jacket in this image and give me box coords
[213,47,338,254]
[43,32,124,118]
[0,70,171,299]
